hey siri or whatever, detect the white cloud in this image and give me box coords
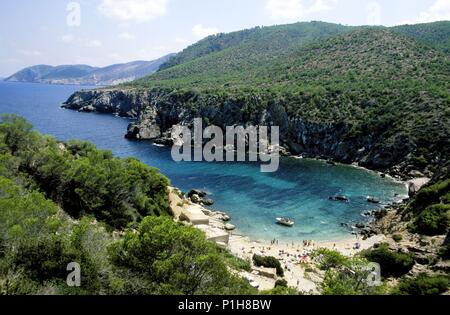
[265,0,338,22]
[307,0,338,14]
[85,40,103,48]
[98,0,169,23]
[118,32,136,40]
[19,50,42,57]
[418,0,450,23]
[366,2,381,25]
[397,0,450,25]
[60,35,103,48]
[62,34,75,43]
[192,24,219,38]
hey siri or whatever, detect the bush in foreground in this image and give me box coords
[410,204,450,236]
[252,254,284,277]
[362,243,416,278]
[392,273,449,295]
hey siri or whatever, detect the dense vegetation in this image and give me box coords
[122,22,450,172]
[0,115,170,229]
[316,245,449,295]
[407,170,450,236]
[313,249,387,295]
[252,254,284,277]
[392,21,450,54]
[362,243,416,278]
[159,21,354,71]
[393,273,449,295]
[0,115,256,295]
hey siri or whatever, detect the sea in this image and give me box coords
[0,81,408,242]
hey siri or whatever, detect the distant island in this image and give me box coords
[4,53,175,86]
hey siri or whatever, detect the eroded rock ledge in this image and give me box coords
[63,88,433,179]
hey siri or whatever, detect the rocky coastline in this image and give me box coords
[62,88,436,181]
[62,88,438,272]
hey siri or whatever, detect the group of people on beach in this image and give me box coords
[303,240,314,247]
[269,239,315,247]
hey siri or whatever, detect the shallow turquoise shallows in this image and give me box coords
[0,82,408,241]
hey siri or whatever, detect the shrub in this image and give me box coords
[439,242,450,260]
[312,248,350,270]
[0,117,171,229]
[412,179,450,212]
[252,254,284,277]
[393,234,403,242]
[222,251,252,272]
[275,279,288,288]
[411,156,428,168]
[260,285,299,295]
[412,204,450,236]
[110,216,255,295]
[362,243,416,278]
[320,256,387,295]
[393,273,449,295]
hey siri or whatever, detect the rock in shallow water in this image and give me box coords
[202,198,215,206]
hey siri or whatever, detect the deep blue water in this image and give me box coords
[0,81,407,241]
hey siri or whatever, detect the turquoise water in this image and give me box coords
[0,81,407,241]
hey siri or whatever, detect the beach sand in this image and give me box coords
[226,224,385,293]
[168,188,386,293]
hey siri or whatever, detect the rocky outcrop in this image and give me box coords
[62,88,429,174]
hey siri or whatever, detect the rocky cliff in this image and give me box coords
[63,88,432,179]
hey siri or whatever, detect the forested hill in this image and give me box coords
[158,21,450,74]
[132,28,449,91]
[64,21,449,175]
[159,21,354,71]
[391,21,450,54]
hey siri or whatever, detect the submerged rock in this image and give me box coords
[329,195,349,202]
[367,197,380,204]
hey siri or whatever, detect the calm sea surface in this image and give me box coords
[0,81,407,241]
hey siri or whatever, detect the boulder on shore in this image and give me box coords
[202,198,215,206]
[225,223,236,231]
[188,189,207,198]
[190,194,201,204]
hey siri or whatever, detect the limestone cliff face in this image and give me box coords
[62,88,417,175]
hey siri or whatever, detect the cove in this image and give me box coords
[0,82,408,242]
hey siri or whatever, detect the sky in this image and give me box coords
[0,0,449,77]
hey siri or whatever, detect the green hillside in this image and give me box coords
[114,21,450,173]
[134,28,449,91]
[159,21,354,71]
[392,21,450,54]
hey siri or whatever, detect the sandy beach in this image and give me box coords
[169,187,388,293]
[225,220,385,293]
[167,166,432,293]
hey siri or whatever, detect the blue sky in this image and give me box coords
[0,0,449,76]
